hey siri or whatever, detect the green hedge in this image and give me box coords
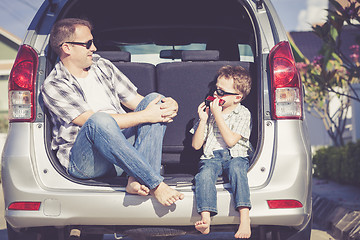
[0,113,8,133]
[313,140,360,186]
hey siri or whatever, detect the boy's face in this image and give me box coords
[214,76,242,108]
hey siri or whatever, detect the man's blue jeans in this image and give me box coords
[195,149,251,216]
[68,93,165,189]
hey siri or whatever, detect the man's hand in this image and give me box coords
[159,97,178,123]
[143,96,178,123]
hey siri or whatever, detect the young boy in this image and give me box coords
[190,65,253,238]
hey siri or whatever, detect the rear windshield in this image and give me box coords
[64,0,255,63]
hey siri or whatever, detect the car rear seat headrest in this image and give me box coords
[96,51,131,62]
[181,50,219,62]
[160,50,183,59]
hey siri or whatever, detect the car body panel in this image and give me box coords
[2,0,312,238]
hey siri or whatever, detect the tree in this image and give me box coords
[297,57,352,146]
[312,0,360,101]
[295,0,360,146]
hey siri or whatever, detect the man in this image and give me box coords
[41,18,184,206]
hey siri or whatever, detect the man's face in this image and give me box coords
[65,25,97,70]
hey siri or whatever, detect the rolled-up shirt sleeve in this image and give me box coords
[98,57,138,104]
[231,108,252,141]
[41,71,90,125]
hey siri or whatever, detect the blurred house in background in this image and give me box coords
[0,27,21,133]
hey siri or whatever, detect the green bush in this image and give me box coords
[0,114,8,133]
[313,140,360,186]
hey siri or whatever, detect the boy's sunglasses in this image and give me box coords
[60,39,93,49]
[215,88,239,96]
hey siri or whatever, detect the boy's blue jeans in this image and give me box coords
[195,149,251,216]
[68,93,166,190]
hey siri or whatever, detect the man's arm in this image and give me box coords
[72,110,95,127]
[121,93,144,111]
[122,93,178,122]
[72,94,178,129]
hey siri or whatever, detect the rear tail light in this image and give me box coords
[8,202,41,211]
[267,200,303,209]
[8,45,39,122]
[269,41,303,119]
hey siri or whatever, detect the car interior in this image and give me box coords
[43,0,260,187]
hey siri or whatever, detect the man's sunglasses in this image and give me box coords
[60,39,93,49]
[215,88,239,96]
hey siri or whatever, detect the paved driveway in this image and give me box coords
[1,184,7,239]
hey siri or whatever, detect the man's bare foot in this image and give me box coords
[195,211,211,234]
[126,176,150,196]
[150,182,184,206]
[235,207,251,239]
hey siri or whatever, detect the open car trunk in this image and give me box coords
[44,0,260,187]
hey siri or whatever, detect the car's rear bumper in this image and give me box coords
[2,122,311,230]
[3,172,311,230]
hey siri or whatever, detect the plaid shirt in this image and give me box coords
[190,103,253,159]
[41,54,138,168]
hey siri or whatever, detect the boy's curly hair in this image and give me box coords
[217,65,252,99]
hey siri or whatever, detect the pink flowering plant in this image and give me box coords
[310,0,360,98]
[296,0,360,146]
[297,55,352,146]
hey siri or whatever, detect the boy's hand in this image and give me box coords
[198,102,209,122]
[210,98,222,117]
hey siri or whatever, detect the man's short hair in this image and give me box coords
[50,18,93,55]
[217,65,252,99]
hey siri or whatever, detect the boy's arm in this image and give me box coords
[210,99,242,148]
[192,102,209,150]
[192,120,207,150]
[213,114,242,148]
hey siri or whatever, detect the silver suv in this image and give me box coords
[2,0,312,239]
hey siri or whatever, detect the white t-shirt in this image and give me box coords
[76,68,117,114]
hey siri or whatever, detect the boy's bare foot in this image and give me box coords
[195,220,210,234]
[150,182,184,206]
[195,211,211,234]
[234,221,251,238]
[235,207,251,239]
[126,176,150,196]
